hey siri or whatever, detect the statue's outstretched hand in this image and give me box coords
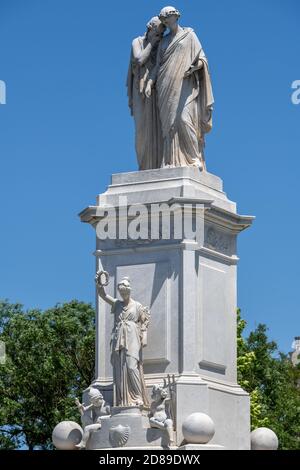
[184,68,192,78]
[75,398,84,413]
[184,62,203,78]
[145,80,153,99]
[95,270,109,287]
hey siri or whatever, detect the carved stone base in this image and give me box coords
[172,373,250,449]
[80,167,254,450]
[86,406,171,450]
[178,444,226,450]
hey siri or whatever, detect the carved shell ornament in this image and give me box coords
[109,424,131,447]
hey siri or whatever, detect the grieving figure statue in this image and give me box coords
[145,6,214,170]
[149,384,175,447]
[96,271,150,408]
[75,387,110,449]
[127,17,165,170]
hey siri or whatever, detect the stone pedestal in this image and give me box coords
[179,444,226,450]
[80,167,254,449]
[87,406,168,450]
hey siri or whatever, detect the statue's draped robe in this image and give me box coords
[127,37,163,170]
[151,27,214,168]
[110,299,149,407]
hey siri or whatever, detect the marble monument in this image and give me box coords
[52,5,276,450]
[78,5,253,450]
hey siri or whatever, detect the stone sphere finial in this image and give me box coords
[251,427,279,450]
[52,421,83,450]
[182,412,215,444]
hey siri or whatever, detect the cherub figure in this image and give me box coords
[75,387,110,449]
[149,384,175,447]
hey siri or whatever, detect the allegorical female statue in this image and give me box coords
[127,17,165,170]
[95,271,150,407]
[144,6,214,170]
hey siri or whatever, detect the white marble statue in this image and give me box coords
[149,384,175,447]
[96,271,150,408]
[127,17,165,170]
[75,387,110,449]
[144,6,214,170]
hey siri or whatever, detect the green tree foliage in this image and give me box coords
[237,309,300,449]
[0,300,95,450]
[1,300,299,449]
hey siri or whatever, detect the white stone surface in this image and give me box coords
[182,412,215,444]
[251,427,279,450]
[52,421,83,450]
[79,167,254,449]
[87,406,168,449]
[98,167,236,212]
[179,444,225,450]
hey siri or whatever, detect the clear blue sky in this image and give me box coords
[0,0,299,353]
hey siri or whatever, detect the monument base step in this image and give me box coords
[178,444,226,450]
[87,406,171,450]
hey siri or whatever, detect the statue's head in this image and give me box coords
[117,277,131,301]
[159,6,180,29]
[146,16,165,38]
[151,384,168,400]
[88,387,104,407]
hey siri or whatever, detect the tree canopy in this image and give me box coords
[0,301,299,449]
[0,300,95,449]
[237,309,300,450]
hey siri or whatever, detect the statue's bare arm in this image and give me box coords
[95,271,116,307]
[132,27,163,68]
[96,285,115,306]
[75,398,93,415]
[132,38,152,67]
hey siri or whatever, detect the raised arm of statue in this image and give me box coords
[132,38,152,67]
[95,271,116,307]
[75,398,93,415]
[132,20,164,68]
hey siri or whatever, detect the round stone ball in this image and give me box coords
[182,412,215,444]
[52,421,83,450]
[251,427,278,450]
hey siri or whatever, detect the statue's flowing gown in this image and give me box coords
[127,37,163,170]
[151,27,214,168]
[110,299,149,407]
